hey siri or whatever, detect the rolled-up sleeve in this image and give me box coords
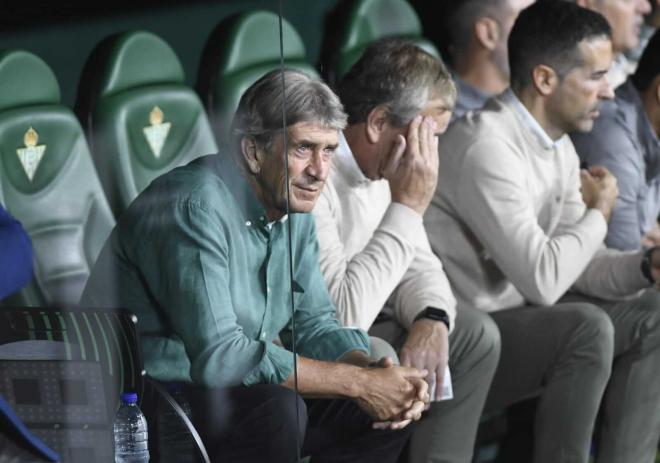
[243,342,295,386]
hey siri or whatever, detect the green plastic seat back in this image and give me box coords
[0,50,115,307]
[324,0,439,83]
[76,31,218,217]
[197,10,319,146]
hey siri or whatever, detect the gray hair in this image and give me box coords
[231,69,347,155]
[338,38,456,127]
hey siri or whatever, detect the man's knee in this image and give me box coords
[562,302,614,372]
[451,307,501,369]
[628,290,660,350]
[370,336,399,363]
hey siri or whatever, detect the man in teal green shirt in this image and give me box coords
[81,69,429,463]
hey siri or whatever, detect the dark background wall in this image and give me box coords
[0,0,342,107]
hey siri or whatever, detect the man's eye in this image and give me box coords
[296,144,311,154]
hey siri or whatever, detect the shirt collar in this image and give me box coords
[454,74,491,110]
[334,131,371,187]
[502,88,567,150]
[214,152,286,230]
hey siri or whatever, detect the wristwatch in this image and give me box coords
[640,246,657,285]
[414,307,450,330]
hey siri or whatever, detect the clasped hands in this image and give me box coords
[364,319,449,430]
[359,356,430,431]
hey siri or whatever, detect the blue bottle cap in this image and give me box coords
[121,392,138,404]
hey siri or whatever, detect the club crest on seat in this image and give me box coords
[16,127,46,182]
[143,106,171,159]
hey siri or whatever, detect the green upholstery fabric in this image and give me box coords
[96,32,185,99]
[77,31,218,217]
[197,10,318,146]
[0,50,115,307]
[0,50,60,112]
[323,0,440,83]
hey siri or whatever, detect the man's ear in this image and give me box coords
[474,16,500,51]
[241,136,261,174]
[531,64,559,97]
[366,105,390,144]
[655,76,660,106]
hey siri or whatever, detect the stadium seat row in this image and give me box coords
[0,0,436,309]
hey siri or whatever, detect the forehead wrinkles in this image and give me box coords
[287,124,338,146]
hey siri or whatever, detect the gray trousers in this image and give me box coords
[485,290,660,463]
[370,306,501,463]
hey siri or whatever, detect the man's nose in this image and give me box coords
[306,151,328,179]
[599,80,615,100]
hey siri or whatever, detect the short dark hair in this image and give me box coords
[632,28,660,92]
[445,0,510,56]
[508,1,612,91]
[338,38,455,127]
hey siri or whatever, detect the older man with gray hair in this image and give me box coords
[313,38,500,463]
[81,69,426,463]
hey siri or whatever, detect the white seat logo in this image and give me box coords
[143,106,171,159]
[16,127,46,182]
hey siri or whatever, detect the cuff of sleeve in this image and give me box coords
[243,342,295,386]
[380,203,426,245]
[302,327,371,361]
[583,208,608,242]
[625,249,651,290]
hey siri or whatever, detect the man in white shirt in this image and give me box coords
[426,3,660,463]
[313,38,500,463]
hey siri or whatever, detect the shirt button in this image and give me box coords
[245,220,252,227]
[261,332,267,340]
[267,286,271,293]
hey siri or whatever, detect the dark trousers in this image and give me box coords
[184,383,413,463]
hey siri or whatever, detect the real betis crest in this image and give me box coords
[16,127,46,182]
[143,106,171,159]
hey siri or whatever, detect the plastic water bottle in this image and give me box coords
[157,383,195,462]
[113,392,150,463]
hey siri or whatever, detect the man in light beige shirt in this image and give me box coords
[426,3,660,462]
[313,38,500,463]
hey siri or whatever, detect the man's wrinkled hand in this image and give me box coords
[371,377,430,430]
[354,364,428,422]
[400,318,449,401]
[381,116,439,216]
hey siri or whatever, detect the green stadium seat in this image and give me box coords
[0,50,115,307]
[197,10,319,146]
[76,30,218,217]
[321,0,440,85]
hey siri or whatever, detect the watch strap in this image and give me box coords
[641,247,656,285]
[414,307,450,330]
